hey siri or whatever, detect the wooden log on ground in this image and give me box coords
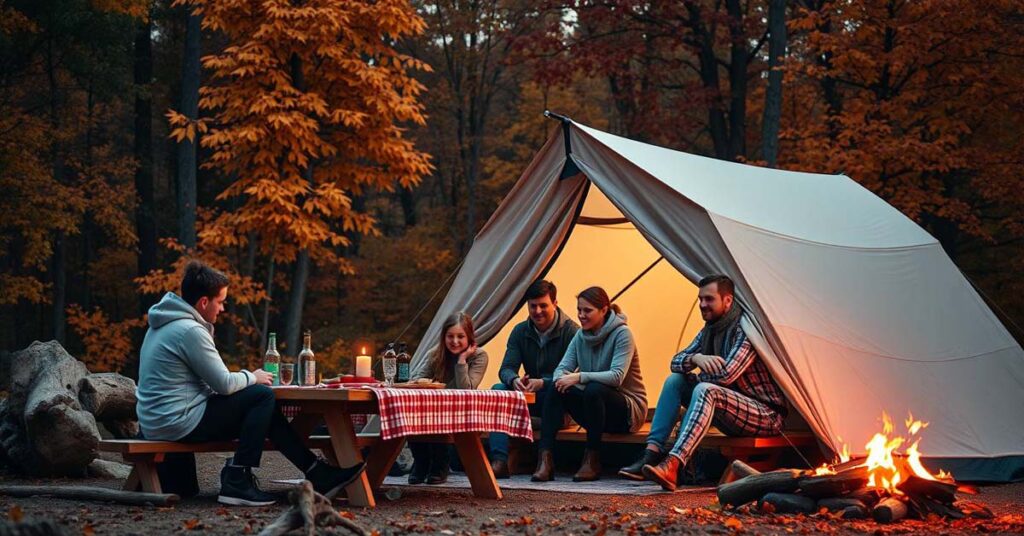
[846,487,882,507]
[797,465,868,498]
[717,469,803,507]
[759,492,817,514]
[896,475,957,503]
[78,373,137,421]
[0,485,178,506]
[259,481,369,536]
[906,495,965,520]
[872,497,908,523]
[719,459,761,485]
[818,497,868,518]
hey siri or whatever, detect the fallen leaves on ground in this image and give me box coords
[7,505,23,523]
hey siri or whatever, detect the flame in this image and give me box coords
[839,443,851,463]
[814,464,836,476]
[361,346,366,354]
[859,411,952,494]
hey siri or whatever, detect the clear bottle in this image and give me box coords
[396,342,411,383]
[264,332,281,386]
[382,343,397,386]
[298,330,316,386]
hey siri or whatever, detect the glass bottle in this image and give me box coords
[298,330,316,386]
[264,332,281,386]
[382,343,397,386]
[396,342,411,383]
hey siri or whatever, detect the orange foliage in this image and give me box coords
[169,0,433,273]
[66,305,146,372]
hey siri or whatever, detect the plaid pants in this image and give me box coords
[668,380,783,463]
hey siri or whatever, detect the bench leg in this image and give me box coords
[364,438,405,492]
[453,432,502,500]
[122,457,162,494]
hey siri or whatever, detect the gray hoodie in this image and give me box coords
[136,292,255,440]
[552,311,648,431]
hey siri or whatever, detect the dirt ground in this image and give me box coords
[2,452,1024,535]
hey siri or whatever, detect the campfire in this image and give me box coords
[717,412,992,523]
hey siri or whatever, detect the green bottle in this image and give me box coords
[264,332,281,385]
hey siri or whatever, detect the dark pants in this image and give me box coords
[409,442,450,475]
[540,382,630,450]
[180,384,316,471]
[488,381,555,461]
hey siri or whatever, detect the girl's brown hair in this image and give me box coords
[429,311,476,380]
[577,286,622,322]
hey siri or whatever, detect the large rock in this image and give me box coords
[0,341,137,476]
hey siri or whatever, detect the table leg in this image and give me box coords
[323,407,376,508]
[364,437,405,491]
[452,432,502,500]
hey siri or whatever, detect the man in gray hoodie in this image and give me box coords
[137,260,364,506]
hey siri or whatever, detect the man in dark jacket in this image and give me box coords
[488,280,579,478]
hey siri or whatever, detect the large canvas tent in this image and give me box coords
[411,118,1024,482]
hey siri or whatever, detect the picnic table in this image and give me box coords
[274,386,536,507]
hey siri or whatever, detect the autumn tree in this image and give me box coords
[169,0,432,353]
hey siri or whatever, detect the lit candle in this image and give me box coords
[355,347,372,378]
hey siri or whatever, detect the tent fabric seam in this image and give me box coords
[774,323,1019,363]
[709,212,938,251]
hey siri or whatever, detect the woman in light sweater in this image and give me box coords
[408,311,488,484]
[532,286,647,482]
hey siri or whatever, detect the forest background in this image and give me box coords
[2,0,1023,377]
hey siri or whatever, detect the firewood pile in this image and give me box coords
[716,459,992,524]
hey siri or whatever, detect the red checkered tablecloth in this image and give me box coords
[370,388,534,441]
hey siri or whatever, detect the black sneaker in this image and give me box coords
[305,458,366,498]
[618,449,665,481]
[408,461,428,485]
[218,465,277,506]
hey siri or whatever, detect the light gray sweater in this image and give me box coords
[136,292,255,440]
[553,311,648,431]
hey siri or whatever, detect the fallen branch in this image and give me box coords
[797,466,869,498]
[258,481,369,536]
[872,497,908,523]
[0,485,177,507]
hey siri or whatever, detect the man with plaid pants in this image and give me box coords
[617,274,787,491]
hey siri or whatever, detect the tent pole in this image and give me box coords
[610,256,664,303]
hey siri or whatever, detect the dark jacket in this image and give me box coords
[498,308,579,389]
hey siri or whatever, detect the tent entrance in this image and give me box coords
[479,185,702,403]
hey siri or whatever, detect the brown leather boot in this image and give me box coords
[572,449,602,482]
[642,455,680,491]
[531,449,554,482]
[490,458,510,479]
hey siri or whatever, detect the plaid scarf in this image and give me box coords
[699,303,743,357]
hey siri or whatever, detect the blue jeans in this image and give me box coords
[646,373,692,452]
[488,381,552,461]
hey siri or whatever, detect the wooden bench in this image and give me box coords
[505,419,817,474]
[99,434,380,494]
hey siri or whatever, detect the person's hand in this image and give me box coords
[457,344,477,364]
[252,369,274,386]
[554,372,581,393]
[515,375,544,392]
[692,354,727,376]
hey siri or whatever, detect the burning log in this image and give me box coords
[872,497,908,523]
[717,469,803,507]
[797,466,869,498]
[759,492,817,514]
[817,497,869,519]
[896,475,957,503]
[718,459,761,484]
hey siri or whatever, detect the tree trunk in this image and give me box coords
[176,7,201,250]
[46,38,66,345]
[260,255,276,353]
[399,187,417,227]
[284,249,310,355]
[134,17,158,292]
[761,0,786,167]
[725,0,748,161]
[686,4,729,160]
